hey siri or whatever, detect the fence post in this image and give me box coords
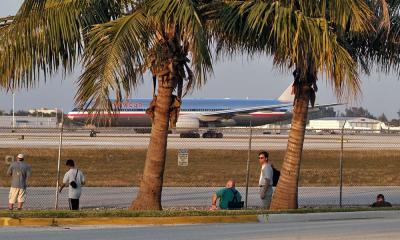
[339,121,346,208]
[55,111,64,209]
[245,121,253,209]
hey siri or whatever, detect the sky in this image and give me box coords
[1,1,400,119]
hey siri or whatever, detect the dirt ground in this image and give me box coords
[1,148,399,187]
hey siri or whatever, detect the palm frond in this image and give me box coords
[0,0,126,90]
[76,9,151,114]
[216,0,372,100]
[327,0,374,32]
[348,1,400,76]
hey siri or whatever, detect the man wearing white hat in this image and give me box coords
[7,153,31,210]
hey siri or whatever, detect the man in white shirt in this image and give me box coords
[59,159,85,210]
[258,151,273,209]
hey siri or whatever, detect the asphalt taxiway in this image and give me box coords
[0,131,398,149]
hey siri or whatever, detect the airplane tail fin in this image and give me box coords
[277,85,294,102]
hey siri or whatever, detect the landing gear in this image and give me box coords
[89,130,98,137]
[179,130,223,138]
[202,130,223,138]
[179,131,201,138]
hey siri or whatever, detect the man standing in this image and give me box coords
[210,179,243,210]
[7,153,31,210]
[59,159,85,210]
[258,151,273,209]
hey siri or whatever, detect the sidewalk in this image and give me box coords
[258,210,400,224]
[2,187,400,209]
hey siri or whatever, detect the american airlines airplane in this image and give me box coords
[67,86,337,138]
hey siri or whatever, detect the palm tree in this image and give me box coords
[0,0,213,210]
[215,0,391,209]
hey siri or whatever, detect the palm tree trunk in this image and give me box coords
[270,81,311,210]
[130,76,175,210]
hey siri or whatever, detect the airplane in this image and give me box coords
[67,85,339,138]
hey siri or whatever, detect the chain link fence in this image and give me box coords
[0,126,399,209]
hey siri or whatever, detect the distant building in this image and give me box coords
[260,122,291,134]
[0,116,58,128]
[307,117,387,133]
[28,108,61,115]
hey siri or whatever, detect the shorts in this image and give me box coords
[9,187,27,204]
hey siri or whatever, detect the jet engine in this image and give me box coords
[175,115,200,131]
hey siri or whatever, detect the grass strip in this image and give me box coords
[1,207,399,219]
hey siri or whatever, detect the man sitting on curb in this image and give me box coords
[371,194,392,207]
[210,179,243,210]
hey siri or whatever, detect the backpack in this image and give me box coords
[272,166,280,187]
[69,169,79,189]
[227,189,244,209]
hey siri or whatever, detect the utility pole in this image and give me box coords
[12,92,15,129]
[339,121,346,208]
[245,120,253,209]
[55,111,64,209]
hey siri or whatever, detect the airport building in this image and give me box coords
[307,117,387,133]
[0,116,58,128]
[28,108,61,115]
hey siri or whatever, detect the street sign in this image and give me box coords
[178,149,188,166]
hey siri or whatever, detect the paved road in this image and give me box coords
[1,187,399,209]
[0,132,399,149]
[1,218,400,240]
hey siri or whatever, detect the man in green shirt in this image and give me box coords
[210,179,243,210]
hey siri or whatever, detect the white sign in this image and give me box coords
[178,149,189,166]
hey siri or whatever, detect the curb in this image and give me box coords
[257,210,400,224]
[1,215,258,227]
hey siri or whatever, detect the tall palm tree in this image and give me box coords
[216,0,382,209]
[0,0,213,210]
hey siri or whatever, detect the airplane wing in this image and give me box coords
[199,103,293,118]
[311,103,344,109]
[198,102,343,121]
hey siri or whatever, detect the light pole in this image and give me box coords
[12,92,15,129]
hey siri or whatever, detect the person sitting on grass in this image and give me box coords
[210,179,243,210]
[371,194,392,207]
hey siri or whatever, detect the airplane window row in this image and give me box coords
[118,108,229,112]
[71,108,230,112]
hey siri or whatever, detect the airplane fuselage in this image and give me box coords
[67,98,292,128]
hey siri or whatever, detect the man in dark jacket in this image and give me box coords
[371,194,392,207]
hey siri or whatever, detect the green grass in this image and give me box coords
[1,148,400,187]
[0,207,399,218]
